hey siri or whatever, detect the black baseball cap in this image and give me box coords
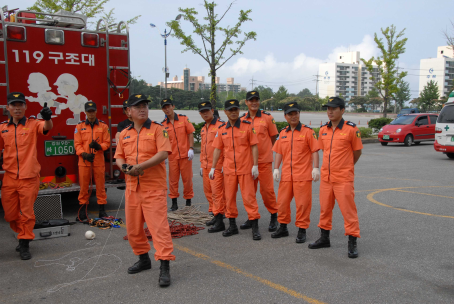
[122,99,129,108]
[160,98,173,108]
[198,101,212,112]
[283,102,300,114]
[246,91,260,100]
[7,92,26,104]
[128,94,150,106]
[85,101,97,111]
[225,99,240,110]
[323,97,345,108]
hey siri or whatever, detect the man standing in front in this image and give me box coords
[308,97,363,258]
[0,92,53,260]
[211,99,262,241]
[198,101,226,233]
[271,102,320,243]
[161,99,195,211]
[240,90,279,232]
[115,94,174,287]
[74,102,111,221]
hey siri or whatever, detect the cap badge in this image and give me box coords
[251,92,256,95]
[201,103,206,106]
[125,101,128,104]
[13,94,20,98]
[329,98,334,102]
[89,103,93,106]
[136,95,142,98]
[289,104,294,107]
[230,101,235,104]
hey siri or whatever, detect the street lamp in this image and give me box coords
[150,14,182,98]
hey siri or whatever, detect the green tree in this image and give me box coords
[168,1,257,109]
[101,8,140,30]
[350,96,368,109]
[361,25,408,117]
[419,80,440,111]
[297,88,313,98]
[394,80,411,112]
[273,85,289,102]
[253,85,273,101]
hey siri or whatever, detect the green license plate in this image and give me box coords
[383,135,390,140]
[45,140,75,156]
[451,137,454,142]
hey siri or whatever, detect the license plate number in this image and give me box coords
[383,135,390,140]
[45,140,75,156]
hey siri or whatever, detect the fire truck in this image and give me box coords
[0,8,129,199]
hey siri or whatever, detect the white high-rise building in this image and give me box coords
[318,51,380,107]
[418,46,454,98]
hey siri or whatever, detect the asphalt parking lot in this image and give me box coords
[1,141,453,304]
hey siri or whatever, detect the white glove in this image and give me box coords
[209,168,215,180]
[251,165,259,180]
[199,168,203,177]
[312,168,320,182]
[188,149,194,161]
[273,169,280,182]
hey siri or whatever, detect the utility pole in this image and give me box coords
[313,74,322,110]
[249,76,255,90]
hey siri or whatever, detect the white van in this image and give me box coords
[434,92,454,159]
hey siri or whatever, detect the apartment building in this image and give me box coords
[419,46,454,98]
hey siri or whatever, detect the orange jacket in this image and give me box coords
[74,118,110,167]
[200,117,225,170]
[161,113,195,161]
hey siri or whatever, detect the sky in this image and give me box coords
[10,0,454,99]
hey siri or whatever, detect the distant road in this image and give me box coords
[149,110,395,126]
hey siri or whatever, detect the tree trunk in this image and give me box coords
[383,96,388,118]
[210,67,217,109]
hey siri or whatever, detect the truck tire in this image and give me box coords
[381,142,388,146]
[447,153,454,159]
[404,134,413,146]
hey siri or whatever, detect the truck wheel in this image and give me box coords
[447,153,454,159]
[404,134,413,146]
[381,142,388,146]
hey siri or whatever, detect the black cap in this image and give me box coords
[7,92,26,105]
[198,101,212,112]
[246,91,260,100]
[122,99,129,108]
[160,98,173,108]
[128,94,150,106]
[283,102,300,114]
[224,99,240,110]
[84,101,97,111]
[323,97,345,108]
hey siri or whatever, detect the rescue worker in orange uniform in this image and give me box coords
[115,94,174,287]
[74,102,111,221]
[212,99,262,241]
[271,102,320,243]
[0,92,53,260]
[198,101,226,233]
[161,99,195,211]
[240,90,279,232]
[308,97,363,258]
[115,99,134,143]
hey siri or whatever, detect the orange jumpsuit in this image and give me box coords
[241,110,278,214]
[0,116,48,240]
[161,113,195,199]
[318,119,363,238]
[200,117,226,215]
[114,118,175,261]
[74,119,110,205]
[212,119,260,220]
[272,123,319,228]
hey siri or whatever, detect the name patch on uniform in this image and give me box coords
[165,127,169,129]
[222,132,227,135]
[2,130,8,133]
[124,136,130,140]
[81,128,87,131]
[281,136,287,139]
[322,133,327,136]
[201,130,205,133]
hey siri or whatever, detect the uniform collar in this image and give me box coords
[127,118,151,130]
[328,118,344,130]
[8,116,26,126]
[85,118,99,125]
[210,117,219,125]
[226,119,241,129]
[246,110,261,118]
[165,112,179,123]
[285,122,302,132]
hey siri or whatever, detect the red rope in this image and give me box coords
[123,221,204,241]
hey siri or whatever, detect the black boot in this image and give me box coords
[159,260,171,287]
[240,219,252,230]
[169,198,178,211]
[268,213,278,232]
[76,205,88,222]
[206,215,217,226]
[127,253,152,274]
[348,236,358,258]
[222,218,239,237]
[295,228,306,243]
[19,240,31,260]
[308,228,330,249]
[15,240,21,252]
[251,219,261,241]
[208,214,225,233]
[186,199,192,206]
[271,223,289,238]
[99,204,108,218]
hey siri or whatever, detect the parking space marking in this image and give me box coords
[392,189,454,199]
[174,244,326,304]
[366,186,454,219]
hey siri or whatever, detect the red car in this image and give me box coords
[378,114,438,146]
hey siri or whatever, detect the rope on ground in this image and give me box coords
[167,205,213,225]
[39,181,73,190]
[89,217,124,230]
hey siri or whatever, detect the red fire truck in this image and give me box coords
[0,8,128,199]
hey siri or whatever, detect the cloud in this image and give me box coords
[217,35,378,93]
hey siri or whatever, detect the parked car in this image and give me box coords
[434,92,454,159]
[378,113,438,146]
[397,108,420,117]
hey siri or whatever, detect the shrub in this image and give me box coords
[275,121,288,132]
[192,122,206,143]
[356,108,367,113]
[368,117,393,131]
[358,127,373,138]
